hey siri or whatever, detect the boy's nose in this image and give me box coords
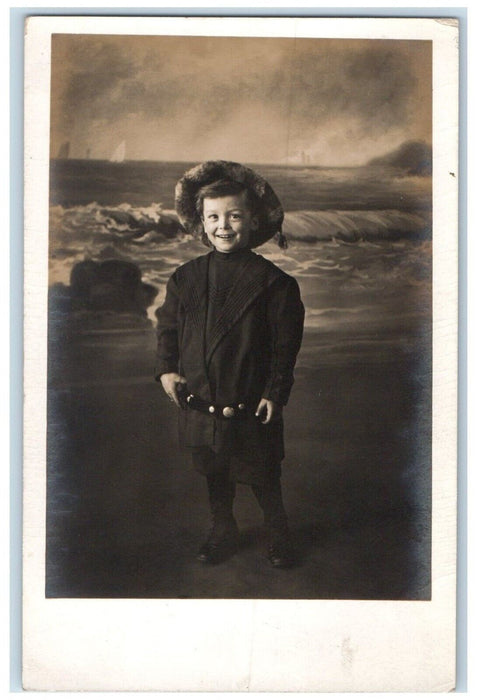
[218,218,231,229]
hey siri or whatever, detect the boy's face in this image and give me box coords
[202,192,258,253]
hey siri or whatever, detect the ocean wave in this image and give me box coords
[50,202,430,248]
[48,202,432,332]
[49,202,182,245]
[283,209,430,242]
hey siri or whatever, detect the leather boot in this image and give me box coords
[252,473,295,568]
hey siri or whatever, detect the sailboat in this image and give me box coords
[109,141,126,163]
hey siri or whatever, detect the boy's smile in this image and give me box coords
[202,192,258,253]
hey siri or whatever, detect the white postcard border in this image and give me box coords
[23,15,458,692]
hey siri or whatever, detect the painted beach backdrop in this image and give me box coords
[49,156,431,363]
[46,156,432,600]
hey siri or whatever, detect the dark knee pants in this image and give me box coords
[205,463,289,537]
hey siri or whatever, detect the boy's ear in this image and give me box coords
[251,216,259,231]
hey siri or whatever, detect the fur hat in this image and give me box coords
[174,160,286,248]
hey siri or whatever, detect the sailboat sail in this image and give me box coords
[110,141,126,163]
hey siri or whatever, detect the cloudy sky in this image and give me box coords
[50,34,432,166]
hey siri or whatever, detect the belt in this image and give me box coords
[179,389,249,419]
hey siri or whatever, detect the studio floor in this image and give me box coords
[46,326,431,600]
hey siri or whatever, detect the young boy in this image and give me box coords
[155,161,304,568]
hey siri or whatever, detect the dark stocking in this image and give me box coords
[251,472,289,539]
[206,471,237,540]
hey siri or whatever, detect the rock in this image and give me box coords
[368,141,432,176]
[69,259,157,317]
[70,260,99,303]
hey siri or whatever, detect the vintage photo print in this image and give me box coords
[23,16,458,691]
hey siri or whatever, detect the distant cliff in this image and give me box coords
[368,141,432,176]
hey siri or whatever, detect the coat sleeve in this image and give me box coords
[262,275,305,406]
[154,274,181,380]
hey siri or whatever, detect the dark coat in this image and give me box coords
[155,249,304,482]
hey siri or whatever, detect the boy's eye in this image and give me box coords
[230,213,242,220]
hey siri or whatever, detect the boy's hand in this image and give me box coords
[255,398,280,424]
[160,373,187,407]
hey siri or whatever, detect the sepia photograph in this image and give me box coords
[23,15,458,692]
[46,31,432,600]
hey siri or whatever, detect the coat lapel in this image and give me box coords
[176,253,209,342]
[205,252,281,366]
